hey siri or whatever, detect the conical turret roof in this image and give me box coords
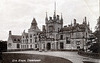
[32,18,37,25]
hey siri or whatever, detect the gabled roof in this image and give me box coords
[10,35,21,43]
[61,23,89,32]
[24,33,28,36]
[32,18,37,25]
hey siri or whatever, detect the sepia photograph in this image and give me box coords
[0,0,100,63]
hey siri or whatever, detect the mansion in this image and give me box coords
[7,10,92,51]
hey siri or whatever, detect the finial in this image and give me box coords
[45,12,48,20]
[85,16,87,24]
[71,21,72,26]
[24,30,25,33]
[54,2,56,13]
[61,13,62,19]
[53,2,56,20]
[46,12,47,17]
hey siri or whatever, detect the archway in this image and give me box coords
[47,43,51,50]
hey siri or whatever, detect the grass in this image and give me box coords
[2,53,72,63]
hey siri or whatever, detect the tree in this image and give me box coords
[89,17,100,53]
[89,43,100,53]
[94,16,100,42]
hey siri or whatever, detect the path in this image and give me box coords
[4,51,100,63]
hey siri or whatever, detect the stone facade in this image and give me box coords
[7,10,91,51]
[7,31,21,50]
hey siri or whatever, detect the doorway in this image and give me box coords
[60,42,64,49]
[47,43,51,50]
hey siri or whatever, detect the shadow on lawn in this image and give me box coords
[2,53,72,63]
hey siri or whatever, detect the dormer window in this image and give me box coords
[14,39,16,41]
[18,39,20,41]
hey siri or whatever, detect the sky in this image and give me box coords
[0,0,99,41]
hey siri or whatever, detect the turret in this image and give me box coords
[74,19,76,26]
[42,25,46,32]
[30,18,37,29]
[84,17,87,24]
[49,17,52,20]
[57,15,59,20]
[53,12,56,20]
[60,13,63,28]
[71,21,72,26]
[83,19,85,24]
[45,12,48,24]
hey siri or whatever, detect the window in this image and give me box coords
[60,35,63,40]
[35,37,37,42]
[66,37,70,44]
[18,39,20,41]
[23,40,24,43]
[21,45,23,48]
[49,26,53,32]
[33,34,35,36]
[66,40,70,44]
[8,43,12,47]
[17,44,20,48]
[14,39,16,41]
[30,45,32,48]
[27,39,28,42]
[35,44,37,48]
[30,39,32,43]
[76,32,80,38]
[30,34,32,38]
[27,45,28,48]
[77,46,80,49]
[76,41,80,45]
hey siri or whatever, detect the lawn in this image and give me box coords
[2,53,72,63]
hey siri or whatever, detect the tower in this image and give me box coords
[30,18,37,29]
[45,2,63,39]
[28,18,40,32]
